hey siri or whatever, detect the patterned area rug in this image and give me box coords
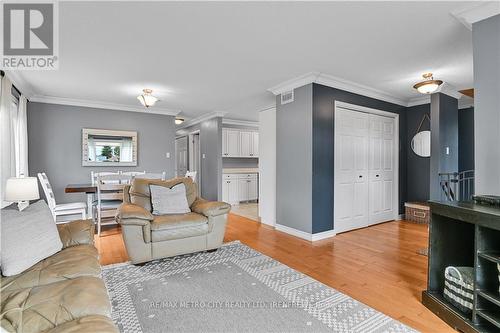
[102,241,418,333]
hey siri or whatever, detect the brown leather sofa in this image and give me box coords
[0,220,118,333]
[116,177,231,264]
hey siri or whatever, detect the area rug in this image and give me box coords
[102,241,418,333]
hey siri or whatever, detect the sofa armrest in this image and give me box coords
[191,198,231,217]
[57,219,95,249]
[116,203,153,226]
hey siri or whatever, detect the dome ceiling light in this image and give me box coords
[175,117,184,125]
[413,73,443,94]
[137,89,159,108]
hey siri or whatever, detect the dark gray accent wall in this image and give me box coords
[28,102,175,204]
[276,84,313,233]
[472,14,500,195]
[430,93,459,200]
[458,107,474,172]
[406,104,431,202]
[311,83,407,233]
[176,117,223,201]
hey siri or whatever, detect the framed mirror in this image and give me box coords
[411,130,431,157]
[82,129,137,166]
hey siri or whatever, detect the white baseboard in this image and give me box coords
[275,224,336,242]
[396,214,405,221]
[260,218,275,227]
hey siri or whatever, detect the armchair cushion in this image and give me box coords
[151,213,208,242]
[191,199,231,217]
[116,203,153,226]
[57,219,95,248]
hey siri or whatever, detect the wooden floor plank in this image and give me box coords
[95,214,453,333]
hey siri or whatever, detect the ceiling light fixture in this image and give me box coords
[413,73,443,94]
[175,117,184,125]
[137,89,159,108]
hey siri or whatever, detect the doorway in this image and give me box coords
[334,101,399,233]
[189,132,201,195]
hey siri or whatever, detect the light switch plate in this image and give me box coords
[202,154,206,159]
[166,152,170,158]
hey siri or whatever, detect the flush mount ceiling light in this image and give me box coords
[175,117,184,125]
[137,89,159,108]
[413,73,443,94]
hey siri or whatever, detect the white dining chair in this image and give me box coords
[91,171,121,185]
[95,174,131,236]
[134,171,167,180]
[185,171,197,182]
[37,173,87,223]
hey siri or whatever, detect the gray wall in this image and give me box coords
[176,117,223,201]
[458,107,474,172]
[430,93,459,200]
[406,104,431,202]
[276,84,313,233]
[28,102,176,203]
[473,14,500,195]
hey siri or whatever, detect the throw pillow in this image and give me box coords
[1,200,63,276]
[150,183,191,215]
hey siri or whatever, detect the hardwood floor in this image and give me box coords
[95,215,454,333]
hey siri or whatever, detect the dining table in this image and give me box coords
[65,183,97,218]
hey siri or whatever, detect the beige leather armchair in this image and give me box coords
[116,177,231,264]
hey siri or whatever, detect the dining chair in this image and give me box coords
[95,173,131,236]
[185,171,197,182]
[37,173,87,223]
[121,171,146,184]
[91,171,121,185]
[134,171,167,180]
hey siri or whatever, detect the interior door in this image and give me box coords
[334,108,370,233]
[369,114,395,224]
[175,136,188,177]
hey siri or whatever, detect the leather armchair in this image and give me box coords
[116,177,231,264]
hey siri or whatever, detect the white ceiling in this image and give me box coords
[12,1,478,121]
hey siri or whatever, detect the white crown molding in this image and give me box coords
[176,111,227,130]
[438,82,463,100]
[451,2,500,30]
[30,95,180,116]
[407,96,431,107]
[267,72,320,96]
[222,118,259,128]
[258,104,276,113]
[268,72,408,107]
[275,224,336,242]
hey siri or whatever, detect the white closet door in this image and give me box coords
[334,108,370,233]
[368,114,395,224]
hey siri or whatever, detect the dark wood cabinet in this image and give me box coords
[423,201,500,333]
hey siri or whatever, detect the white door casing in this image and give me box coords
[334,101,399,233]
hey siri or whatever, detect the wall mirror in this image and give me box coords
[82,128,137,166]
[411,130,431,157]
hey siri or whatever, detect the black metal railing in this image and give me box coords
[439,170,475,202]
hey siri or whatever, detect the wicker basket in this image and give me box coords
[405,202,430,224]
[443,266,474,315]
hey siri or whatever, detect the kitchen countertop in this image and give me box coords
[223,168,259,174]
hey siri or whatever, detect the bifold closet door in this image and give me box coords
[368,114,395,224]
[335,108,396,233]
[334,108,370,233]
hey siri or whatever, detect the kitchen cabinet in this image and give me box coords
[222,129,240,157]
[222,128,258,158]
[222,173,258,204]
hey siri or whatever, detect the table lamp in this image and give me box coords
[5,175,40,211]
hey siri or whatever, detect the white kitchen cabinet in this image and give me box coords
[222,128,259,158]
[239,131,252,157]
[251,132,259,157]
[222,129,240,157]
[222,173,259,204]
[222,176,239,204]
